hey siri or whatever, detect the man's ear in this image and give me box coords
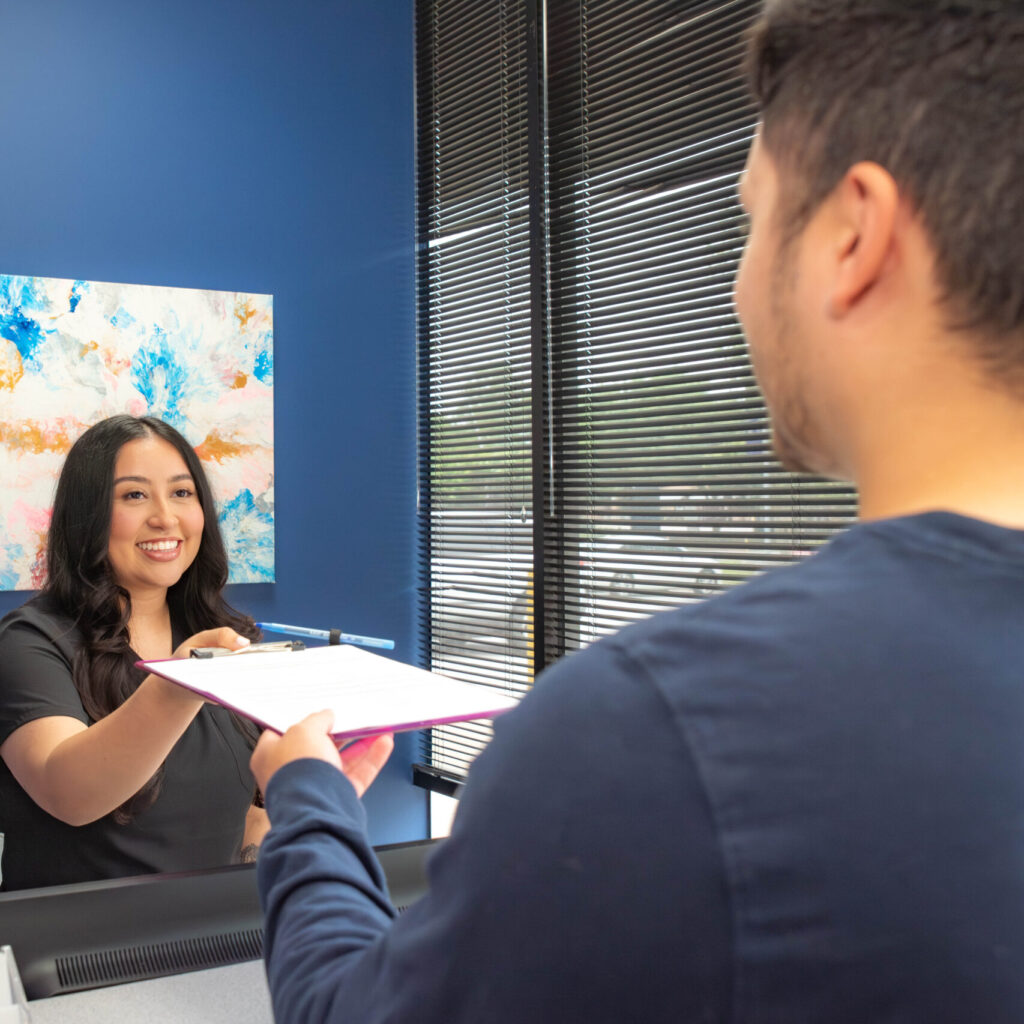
[826,161,900,319]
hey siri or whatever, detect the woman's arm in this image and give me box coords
[0,627,249,826]
[241,804,271,862]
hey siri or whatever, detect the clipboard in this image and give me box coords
[138,644,520,741]
[189,640,305,658]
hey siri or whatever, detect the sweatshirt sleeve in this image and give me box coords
[257,759,398,1023]
[257,636,730,1024]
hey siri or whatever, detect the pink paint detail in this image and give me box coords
[10,499,51,534]
[29,544,47,589]
[238,458,272,493]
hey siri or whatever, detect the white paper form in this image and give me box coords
[139,644,519,740]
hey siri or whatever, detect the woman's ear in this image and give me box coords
[826,161,900,319]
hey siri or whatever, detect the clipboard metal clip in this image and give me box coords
[190,640,306,658]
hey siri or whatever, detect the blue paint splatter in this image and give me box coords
[219,489,275,583]
[0,275,51,366]
[109,306,137,330]
[0,545,24,590]
[0,309,46,365]
[252,330,273,385]
[129,326,194,429]
[1,275,47,311]
[69,280,88,313]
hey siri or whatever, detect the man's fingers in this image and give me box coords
[250,710,342,795]
[339,733,393,769]
[250,729,283,793]
[302,708,336,734]
[340,733,394,797]
[251,715,391,802]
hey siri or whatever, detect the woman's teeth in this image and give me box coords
[138,540,179,551]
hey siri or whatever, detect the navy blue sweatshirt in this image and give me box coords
[259,514,1024,1022]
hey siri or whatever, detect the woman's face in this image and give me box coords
[107,435,205,599]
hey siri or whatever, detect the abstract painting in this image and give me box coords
[0,274,274,590]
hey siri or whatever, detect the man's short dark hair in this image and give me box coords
[746,0,1024,373]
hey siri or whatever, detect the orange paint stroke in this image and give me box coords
[0,341,24,391]
[233,372,248,389]
[0,420,78,455]
[234,299,258,330]
[195,431,261,464]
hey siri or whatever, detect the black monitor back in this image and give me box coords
[0,838,439,999]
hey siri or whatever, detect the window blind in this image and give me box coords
[415,0,856,790]
[416,0,534,787]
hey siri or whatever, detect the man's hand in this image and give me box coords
[250,709,394,799]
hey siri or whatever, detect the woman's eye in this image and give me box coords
[122,490,146,501]
[173,487,195,499]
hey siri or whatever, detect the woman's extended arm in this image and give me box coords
[241,804,271,862]
[0,627,248,826]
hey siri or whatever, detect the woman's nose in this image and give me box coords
[147,498,178,527]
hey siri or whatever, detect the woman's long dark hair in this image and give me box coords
[42,415,260,822]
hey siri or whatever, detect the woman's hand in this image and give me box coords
[141,628,251,711]
[172,628,251,660]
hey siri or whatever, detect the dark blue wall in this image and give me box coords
[0,1,424,843]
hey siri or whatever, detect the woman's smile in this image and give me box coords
[136,538,184,561]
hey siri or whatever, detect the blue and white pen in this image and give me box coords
[256,621,395,651]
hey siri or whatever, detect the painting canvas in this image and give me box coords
[0,274,274,590]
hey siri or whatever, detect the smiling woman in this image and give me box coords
[0,415,266,891]
[107,435,207,611]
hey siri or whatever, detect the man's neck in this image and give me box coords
[859,487,1024,530]
[853,376,1024,529]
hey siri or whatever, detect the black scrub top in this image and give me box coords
[0,594,256,891]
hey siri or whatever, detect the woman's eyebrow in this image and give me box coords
[112,473,194,485]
